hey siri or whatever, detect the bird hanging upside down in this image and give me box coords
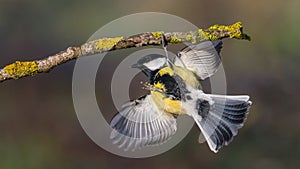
[110,36,252,153]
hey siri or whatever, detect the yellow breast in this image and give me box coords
[150,65,200,115]
[151,91,183,115]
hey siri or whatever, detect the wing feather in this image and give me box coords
[174,40,222,80]
[110,95,177,151]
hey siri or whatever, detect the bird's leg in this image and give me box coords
[161,34,172,68]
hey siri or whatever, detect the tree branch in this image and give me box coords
[0,22,250,83]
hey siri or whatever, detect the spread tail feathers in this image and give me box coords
[192,94,252,153]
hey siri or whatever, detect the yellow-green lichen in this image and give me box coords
[198,29,210,41]
[151,31,164,38]
[95,37,123,50]
[200,22,248,41]
[185,34,192,41]
[228,22,243,38]
[170,37,182,43]
[3,61,38,78]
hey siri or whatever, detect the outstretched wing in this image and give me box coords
[110,95,177,151]
[174,40,222,80]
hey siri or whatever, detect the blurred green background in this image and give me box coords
[0,0,299,169]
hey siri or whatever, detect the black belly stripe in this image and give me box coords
[152,72,190,101]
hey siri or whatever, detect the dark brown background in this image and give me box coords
[0,0,299,169]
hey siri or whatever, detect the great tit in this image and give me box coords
[110,40,252,153]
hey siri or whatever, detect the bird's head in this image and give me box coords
[131,54,168,77]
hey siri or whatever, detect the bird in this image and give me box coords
[109,38,252,153]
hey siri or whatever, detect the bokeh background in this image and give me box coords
[0,0,299,169]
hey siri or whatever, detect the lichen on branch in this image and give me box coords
[200,22,251,40]
[0,22,250,83]
[3,61,38,78]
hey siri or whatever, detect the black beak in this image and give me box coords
[131,63,141,69]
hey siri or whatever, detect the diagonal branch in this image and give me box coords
[0,22,250,83]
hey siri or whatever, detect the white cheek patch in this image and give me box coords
[143,57,166,70]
